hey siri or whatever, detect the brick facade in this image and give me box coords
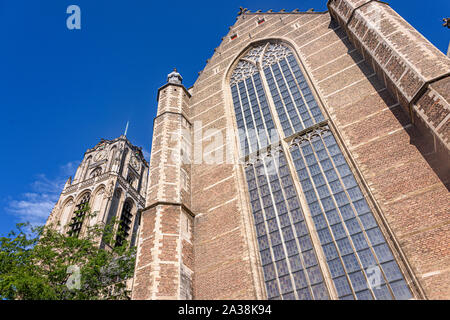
[131,3,449,300]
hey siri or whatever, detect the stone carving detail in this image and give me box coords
[94,150,107,162]
[290,125,331,147]
[244,143,284,167]
[230,60,258,86]
[230,42,294,86]
[64,185,78,194]
[130,156,140,172]
[105,180,115,198]
[261,43,293,68]
[245,45,265,64]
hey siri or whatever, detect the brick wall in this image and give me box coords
[189,6,449,299]
[132,81,194,299]
[133,4,449,300]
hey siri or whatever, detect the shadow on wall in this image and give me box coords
[326,20,450,192]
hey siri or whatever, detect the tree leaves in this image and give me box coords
[0,212,136,300]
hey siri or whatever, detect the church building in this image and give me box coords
[48,0,450,300]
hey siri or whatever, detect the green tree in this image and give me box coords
[0,206,136,300]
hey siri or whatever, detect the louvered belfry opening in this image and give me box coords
[68,193,90,238]
[115,201,133,247]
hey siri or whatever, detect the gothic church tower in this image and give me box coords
[132,1,450,300]
[46,136,149,249]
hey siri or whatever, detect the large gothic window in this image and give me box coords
[68,193,90,238]
[230,42,413,300]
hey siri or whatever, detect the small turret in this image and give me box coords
[167,68,183,85]
[64,176,72,189]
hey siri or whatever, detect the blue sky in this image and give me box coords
[0,0,449,236]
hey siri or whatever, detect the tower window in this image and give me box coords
[115,201,133,247]
[90,167,102,178]
[68,193,90,238]
[126,173,135,186]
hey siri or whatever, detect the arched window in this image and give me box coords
[83,156,92,180]
[68,193,90,238]
[126,173,135,185]
[230,41,412,300]
[90,167,102,178]
[60,198,74,233]
[115,201,133,247]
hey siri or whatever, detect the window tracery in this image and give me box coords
[230,41,413,300]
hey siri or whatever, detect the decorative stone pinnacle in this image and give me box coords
[167,68,183,84]
[443,18,450,28]
[238,7,248,16]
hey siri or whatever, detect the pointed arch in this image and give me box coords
[68,191,91,237]
[228,40,414,300]
[83,156,93,180]
[108,145,118,171]
[90,166,103,178]
[90,185,106,226]
[59,196,75,233]
[115,198,135,247]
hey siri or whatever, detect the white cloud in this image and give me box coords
[8,193,57,225]
[142,149,151,162]
[7,161,78,226]
[60,161,79,176]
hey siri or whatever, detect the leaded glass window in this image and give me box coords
[245,150,329,300]
[289,126,412,300]
[230,41,413,300]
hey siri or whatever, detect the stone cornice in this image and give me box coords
[153,111,192,127]
[156,82,191,102]
[140,201,195,218]
[63,171,146,207]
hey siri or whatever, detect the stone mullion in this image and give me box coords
[261,155,301,300]
[306,131,374,299]
[256,53,338,300]
[266,64,296,134]
[284,139,341,300]
[242,78,261,153]
[249,75,271,149]
[316,128,394,299]
[262,153,312,300]
[249,163,282,299]
[284,57,317,124]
